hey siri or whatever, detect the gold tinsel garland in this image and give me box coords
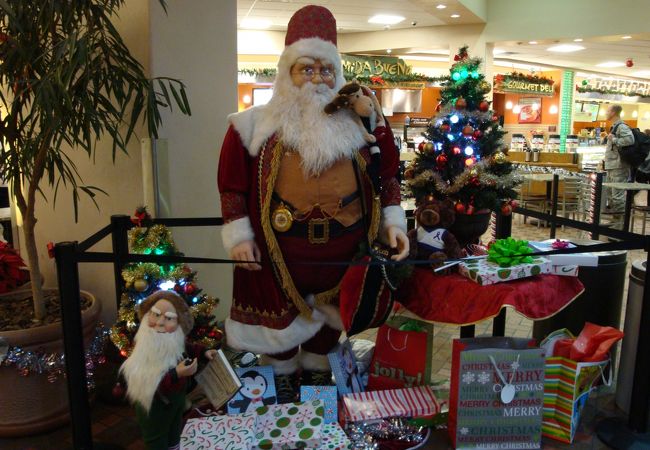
[129,224,177,254]
[407,159,521,196]
[121,263,188,287]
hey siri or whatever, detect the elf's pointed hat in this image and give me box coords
[277,5,345,90]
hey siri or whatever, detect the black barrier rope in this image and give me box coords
[71,236,648,267]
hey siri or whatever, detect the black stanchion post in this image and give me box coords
[460,325,475,338]
[111,215,131,310]
[549,174,559,239]
[492,211,513,337]
[55,242,93,450]
[592,172,604,240]
[629,239,650,432]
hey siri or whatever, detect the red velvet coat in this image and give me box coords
[218,120,403,354]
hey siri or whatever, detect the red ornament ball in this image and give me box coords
[473,130,482,139]
[626,58,634,68]
[455,203,466,214]
[466,205,475,215]
[462,125,474,136]
[510,200,519,208]
[491,115,499,122]
[455,97,467,110]
[479,100,490,112]
[501,203,513,216]
[112,382,126,399]
[184,283,196,295]
[440,123,450,133]
[174,284,182,293]
[436,154,448,167]
[417,141,425,153]
[453,146,462,155]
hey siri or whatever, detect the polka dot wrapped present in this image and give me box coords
[252,400,325,450]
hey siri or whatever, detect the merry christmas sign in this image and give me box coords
[453,347,545,449]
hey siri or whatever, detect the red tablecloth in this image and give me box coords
[394,268,585,326]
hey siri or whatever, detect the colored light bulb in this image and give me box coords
[464,146,474,156]
[460,69,469,79]
[453,147,461,155]
[450,114,459,124]
[447,134,455,141]
[452,72,461,81]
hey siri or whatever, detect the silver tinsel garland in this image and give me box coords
[346,417,429,449]
[0,325,108,389]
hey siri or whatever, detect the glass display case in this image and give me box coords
[576,146,606,172]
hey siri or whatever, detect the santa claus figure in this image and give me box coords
[120,290,217,450]
[218,5,408,400]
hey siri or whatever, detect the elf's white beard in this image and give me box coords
[268,82,367,176]
[119,318,185,413]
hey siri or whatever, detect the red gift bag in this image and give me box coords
[367,317,434,391]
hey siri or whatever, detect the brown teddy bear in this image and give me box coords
[324,82,377,144]
[408,197,463,268]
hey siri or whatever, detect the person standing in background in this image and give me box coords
[604,104,635,228]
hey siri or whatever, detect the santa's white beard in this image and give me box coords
[119,320,185,413]
[267,82,367,176]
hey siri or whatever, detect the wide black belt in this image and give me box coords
[280,218,363,244]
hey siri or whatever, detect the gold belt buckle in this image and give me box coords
[308,218,329,244]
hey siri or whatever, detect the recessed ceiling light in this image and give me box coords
[436,4,447,9]
[493,48,506,55]
[240,18,272,29]
[450,14,460,18]
[633,110,638,118]
[368,14,405,25]
[528,41,538,45]
[386,49,392,54]
[596,61,626,68]
[574,38,583,42]
[622,35,632,39]
[632,70,650,78]
[547,44,585,53]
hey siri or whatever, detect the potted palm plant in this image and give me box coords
[0,0,190,435]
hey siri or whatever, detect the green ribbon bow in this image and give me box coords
[488,237,534,268]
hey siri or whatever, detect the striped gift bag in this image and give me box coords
[342,385,440,422]
[542,356,610,443]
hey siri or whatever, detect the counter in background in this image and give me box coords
[507,151,581,172]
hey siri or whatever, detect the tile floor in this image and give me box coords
[1,211,647,450]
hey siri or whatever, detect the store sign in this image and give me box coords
[342,55,412,77]
[494,75,555,96]
[579,77,650,97]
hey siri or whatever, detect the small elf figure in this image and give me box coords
[120,290,217,450]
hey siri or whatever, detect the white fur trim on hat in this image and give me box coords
[225,313,325,355]
[277,37,346,91]
[259,353,300,375]
[221,216,255,253]
[300,350,331,371]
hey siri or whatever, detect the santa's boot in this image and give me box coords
[300,350,332,386]
[260,353,300,403]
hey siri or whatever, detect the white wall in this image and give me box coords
[149,0,238,320]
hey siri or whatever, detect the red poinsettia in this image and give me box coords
[370,75,386,86]
[0,242,29,293]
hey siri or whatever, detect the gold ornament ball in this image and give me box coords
[134,279,148,292]
[479,81,491,93]
[469,168,478,177]
[493,151,507,164]
[423,142,434,153]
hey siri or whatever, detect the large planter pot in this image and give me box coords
[0,289,101,437]
[450,211,492,247]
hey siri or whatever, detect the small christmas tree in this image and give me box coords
[406,46,520,215]
[110,208,223,357]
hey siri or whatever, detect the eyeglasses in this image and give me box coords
[291,65,335,81]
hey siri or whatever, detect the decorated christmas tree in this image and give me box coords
[406,47,520,216]
[110,208,223,357]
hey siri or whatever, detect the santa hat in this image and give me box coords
[137,290,194,335]
[276,5,345,91]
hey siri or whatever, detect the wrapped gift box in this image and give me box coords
[252,400,324,450]
[459,257,551,286]
[550,265,579,277]
[180,414,256,450]
[529,240,598,267]
[316,423,353,450]
[300,386,337,424]
[342,385,441,423]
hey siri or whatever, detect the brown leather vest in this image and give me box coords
[274,151,362,227]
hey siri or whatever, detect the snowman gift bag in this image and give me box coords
[449,337,545,450]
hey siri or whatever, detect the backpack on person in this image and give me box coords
[613,123,650,167]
